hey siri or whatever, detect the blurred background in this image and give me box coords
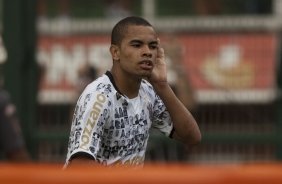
[0,0,281,165]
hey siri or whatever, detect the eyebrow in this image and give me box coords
[130,39,143,44]
[129,39,158,45]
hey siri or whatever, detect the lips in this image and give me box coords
[139,60,153,70]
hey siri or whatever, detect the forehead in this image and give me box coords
[123,25,157,42]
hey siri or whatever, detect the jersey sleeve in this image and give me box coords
[151,93,174,137]
[65,86,109,164]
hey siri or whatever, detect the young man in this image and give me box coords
[65,16,201,167]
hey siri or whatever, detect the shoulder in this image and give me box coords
[77,74,115,104]
[84,74,114,95]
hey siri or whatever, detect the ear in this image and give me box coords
[110,44,120,61]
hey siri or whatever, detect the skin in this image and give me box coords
[110,25,159,98]
[70,25,201,166]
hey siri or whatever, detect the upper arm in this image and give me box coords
[151,96,174,137]
[66,90,109,165]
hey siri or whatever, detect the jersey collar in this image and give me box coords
[105,71,125,97]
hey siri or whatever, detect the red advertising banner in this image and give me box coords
[176,33,276,90]
[37,33,277,104]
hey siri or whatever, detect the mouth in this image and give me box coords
[139,60,153,70]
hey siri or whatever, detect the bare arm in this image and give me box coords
[153,82,201,145]
[149,40,201,145]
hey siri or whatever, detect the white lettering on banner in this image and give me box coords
[88,45,112,75]
[37,43,112,87]
[80,93,106,150]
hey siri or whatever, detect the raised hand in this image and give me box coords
[148,38,168,86]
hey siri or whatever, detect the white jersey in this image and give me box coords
[65,71,174,167]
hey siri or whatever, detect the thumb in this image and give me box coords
[157,38,165,59]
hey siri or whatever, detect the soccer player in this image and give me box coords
[65,16,201,167]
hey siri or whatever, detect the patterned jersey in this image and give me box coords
[65,71,174,167]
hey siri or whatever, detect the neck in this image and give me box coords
[110,69,141,99]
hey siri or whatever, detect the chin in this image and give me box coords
[139,72,151,78]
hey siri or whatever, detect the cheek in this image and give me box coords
[119,53,136,69]
[152,52,157,59]
[121,50,139,61]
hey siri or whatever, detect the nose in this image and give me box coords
[142,45,152,58]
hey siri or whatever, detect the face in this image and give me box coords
[111,25,158,79]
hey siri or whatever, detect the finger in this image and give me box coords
[156,38,163,55]
[157,47,165,59]
[157,38,161,45]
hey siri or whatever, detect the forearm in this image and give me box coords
[153,82,201,145]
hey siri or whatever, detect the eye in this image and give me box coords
[131,43,141,48]
[149,44,158,50]
[130,40,142,48]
